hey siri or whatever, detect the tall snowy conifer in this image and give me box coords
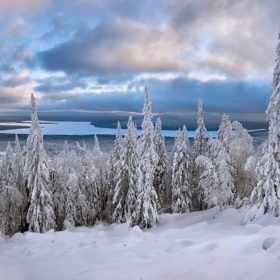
[196,138,234,211]
[76,141,98,225]
[193,99,207,157]
[92,134,110,221]
[14,135,28,231]
[24,94,56,233]
[108,121,123,220]
[112,117,138,223]
[193,99,207,210]
[244,29,280,221]
[153,117,168,206]
[0,142,23,235]
[217,114,232,153]
[229,121,255,200]
[171,126,192,213]
[2,142,15,187]
[14,135,25,194]
[131,87,159,228]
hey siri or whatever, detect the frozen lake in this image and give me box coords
[0,121,267,156]
[0,121,217,138]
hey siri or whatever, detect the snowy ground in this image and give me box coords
[1,206,280,280]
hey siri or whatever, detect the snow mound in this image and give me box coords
[262,237,276,250]
[165,239,196,253]
[127,226,143,241]
[244,224,263,235]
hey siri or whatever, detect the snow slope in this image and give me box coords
[0,206,280,280]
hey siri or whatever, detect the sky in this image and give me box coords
[0,0,279,123]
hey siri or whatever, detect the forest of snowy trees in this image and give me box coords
[1,31,280,236]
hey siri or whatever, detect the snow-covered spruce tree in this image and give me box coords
[131,87,159,228]
[51,141,87,229]
[244,30,280,222]
[171,126,192,213]
[14,135,26,198]
[91,135,110,221]
[196,138,234,211]
[0,185,23,236]
[75,141,98,226]
[229,121,255,200]
[217,114,233,153]
[165,128,181,208]
[0,142,23,235]
[63,167,81,228]
[13,135,28,231]
[153,117,168,206]
[52,141,70,230]
[192,98,207,210]
[24,94,56,233]
[1,142,15,187]
[112,116,139,223]
[107,122,123,220]
[193,99,207,158]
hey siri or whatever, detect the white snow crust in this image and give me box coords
[1,206,280,280]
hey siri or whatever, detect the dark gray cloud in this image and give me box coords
[33,76,270,116]
[37,19,188,77]
[34,80,87,93]
[33,76,87,94]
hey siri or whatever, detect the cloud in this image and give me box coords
[34,81,87,93]
[35,0,280,83]
[0,81,36,105]
[166,0,280,78]
[2,69,31,87]
[37,18,191,77]
[1,17,31,38]
[0,0,50,16]
[32,76,270,116]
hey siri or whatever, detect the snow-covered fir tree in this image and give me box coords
[13,135,28,231]
[171,126,192,213]
[229,121,255,200]
[112,116,138,223]
[76,141,99,226]
[107,122,123,220]
[193,99,207,158]
[52,141,70,230]
[217,114,232,153]
[196,138,234,211]
[244,29,280,222]
[131,87,159,228]
[0,183,23,236]
[92,135,110,221]
[1,142,15,187]
[24,93,56,233]
[153,117,168,206]
[51,141,87,229]
[192,99,207,210]
[0,142,23,235]
[14,135,25,196]
[63,167,81,228]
